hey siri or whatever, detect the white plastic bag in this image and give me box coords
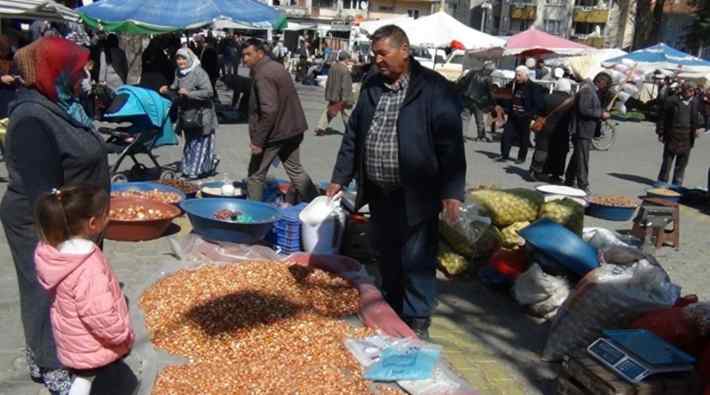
[513,264,568,306]
[542,257,680,361]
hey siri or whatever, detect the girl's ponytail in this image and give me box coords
[34,185,109,247]
[35,188,71,246]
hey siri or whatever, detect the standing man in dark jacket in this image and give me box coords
[496,65,544,164]
[656,82,705,186]
[195,35,219,95]
[315,51,354,136]
[457,61,495,142]
[565,72,611,193]
[530,79,574,182]
[243,38,319,202]
[326,25,466,339]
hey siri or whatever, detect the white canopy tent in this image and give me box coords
[547,49,628,80]
[357,14,413,35]
[406,11,505,50]
[0,0,79,22]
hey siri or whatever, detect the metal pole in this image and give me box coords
[481,7,486,31]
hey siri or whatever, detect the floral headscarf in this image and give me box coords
[175,47,200,76]
[14,37,93,128]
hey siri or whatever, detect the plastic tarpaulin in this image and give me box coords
[547,49,627,80]
[503,26,592,56]
[602,43,710,72]
[77,0,287,34]
[0,0,78,22]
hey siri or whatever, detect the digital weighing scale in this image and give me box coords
[586,329,695,384]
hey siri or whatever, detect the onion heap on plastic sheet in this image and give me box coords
[140,261,405,394]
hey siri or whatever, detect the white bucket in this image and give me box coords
[299,196,347,254]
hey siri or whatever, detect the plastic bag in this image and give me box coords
[513,264,569,305]
[469,188,544,227]
[540,199,584,235]
[438,202,499,259]
[170,233,286,263]
[542,257,680,361]
[438,242,469,277]
[363,338,442,382]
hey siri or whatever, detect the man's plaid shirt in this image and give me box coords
[365,73,409,191]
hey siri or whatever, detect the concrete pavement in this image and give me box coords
[1,80,709,395]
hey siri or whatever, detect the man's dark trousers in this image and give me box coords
[658,145,691,186]
[368,184,438,322]
[565,137,592,190]
[501,116,531,161]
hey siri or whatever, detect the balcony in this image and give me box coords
[510,4,536,20]
[573,7,609,23]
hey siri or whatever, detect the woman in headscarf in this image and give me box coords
[160,47,219,179]
[0,37,109,395]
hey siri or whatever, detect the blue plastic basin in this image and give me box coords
[519,218,600,277]
[180,198,279,244]
[586,202,637,221]
[111,181,186,205]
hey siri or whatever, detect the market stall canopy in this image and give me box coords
[283,21,316,31]
[0,0,79,22]
[77,0,286,34]
[503,27,592,56]
[406,11,505,50]
[547,49,627,80]
[602,43,710,72]
[212,18,253,30]
[357,14,413,35]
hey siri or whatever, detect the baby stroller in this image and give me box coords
[100,85,179,183]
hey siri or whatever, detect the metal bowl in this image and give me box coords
[180,198,279,244]
[200,181,247,199]
[105,197,182,241]
[111,181,186,206]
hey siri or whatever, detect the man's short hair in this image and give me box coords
[244,38,267,53]
[593,72,612,86]
[370,25,409,48]
[338,51,351,61]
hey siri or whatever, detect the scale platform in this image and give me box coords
[587,329,695,383]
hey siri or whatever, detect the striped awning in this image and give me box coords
[0,0,80,22]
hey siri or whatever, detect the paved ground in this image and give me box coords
[1,78,709,395]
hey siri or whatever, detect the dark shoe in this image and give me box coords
[495,156,509,162]
[528,171,548,182]
[549,175,563,184]
[314,129,325,136]
[404,318,431,341]
[515,159,526,165]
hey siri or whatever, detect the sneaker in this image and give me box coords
[548,175,563,184]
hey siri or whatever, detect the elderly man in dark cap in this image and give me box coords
[657,81,705,186]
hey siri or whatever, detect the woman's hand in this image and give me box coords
[1,75,15,85]
[178,88,189,96]
[159,85,169,94]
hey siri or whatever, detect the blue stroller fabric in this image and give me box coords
[103,85,178,147]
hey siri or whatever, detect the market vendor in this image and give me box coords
[495,65,544,164]
[326,25,466,339]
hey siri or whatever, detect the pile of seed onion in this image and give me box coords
[140,261,403,394]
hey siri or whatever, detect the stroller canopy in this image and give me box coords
[104,85,178,147]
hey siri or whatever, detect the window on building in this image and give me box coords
[575,0,597,6]
[544,19,562,35]
[574,22,603,35]
[318,0,335,8]
[408,9,420,18]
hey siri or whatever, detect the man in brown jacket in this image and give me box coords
[243,38,319,201]
[315,51,354,136]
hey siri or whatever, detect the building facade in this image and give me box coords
[449,0,637,49]
[270,0,440,25]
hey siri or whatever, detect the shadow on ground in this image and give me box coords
[608,172,656,186]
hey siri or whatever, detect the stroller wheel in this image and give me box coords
[160,171,177,180]
[129,163,148,179]
[111,174,129,183]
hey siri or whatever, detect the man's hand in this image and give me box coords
[178,88,189,96]
[250,144,263,155]
[159,85,169,94]
[0,75,15,85]
[601,112,610,121]
[326,183,342,198]
[696,129,704,138]
[442,199,462,224]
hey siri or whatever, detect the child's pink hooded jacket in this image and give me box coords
[35,240,134,370]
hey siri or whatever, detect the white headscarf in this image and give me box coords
[176,47,201,76]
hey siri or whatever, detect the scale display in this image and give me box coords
[587,330,696,384]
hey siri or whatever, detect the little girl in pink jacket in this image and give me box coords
[34,185,133,395]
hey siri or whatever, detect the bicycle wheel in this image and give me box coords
[593,121,616,151]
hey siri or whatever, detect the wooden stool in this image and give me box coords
[556,351,700,395]
[631,197,680,250]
